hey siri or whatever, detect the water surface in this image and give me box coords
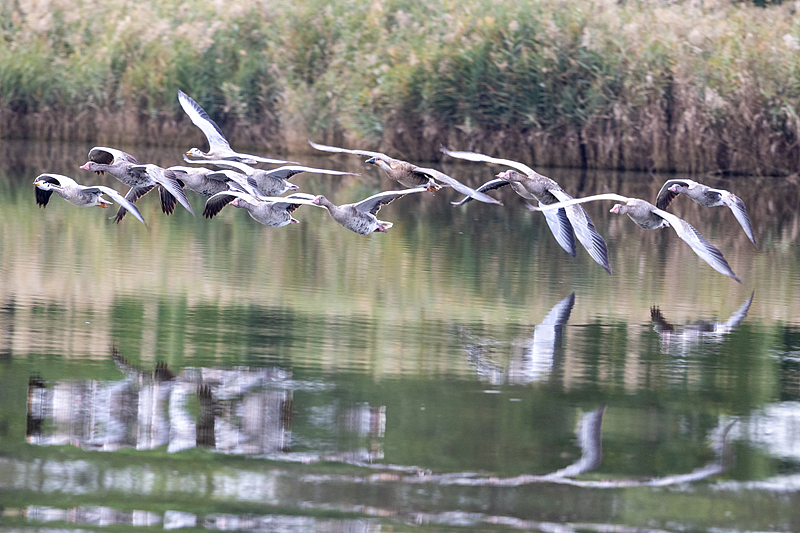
[1,140,800,531]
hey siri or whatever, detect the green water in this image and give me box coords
[1,140,799,531]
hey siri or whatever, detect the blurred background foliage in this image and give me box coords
[2,0,800,173]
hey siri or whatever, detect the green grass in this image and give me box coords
[3,0,800,174]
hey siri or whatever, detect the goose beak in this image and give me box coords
[79,162,91,170]
[496,171,507,179]
[610,205,620,214]
[365,157,376,165]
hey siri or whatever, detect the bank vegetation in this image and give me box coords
[2,0,800,174]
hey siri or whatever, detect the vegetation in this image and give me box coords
[3,0,800,174]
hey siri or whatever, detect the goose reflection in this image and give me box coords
[25,350,390,463]
[546,405,605,479]
[651,291,754,355]
[26,351,294,455]
[465,293,575,385]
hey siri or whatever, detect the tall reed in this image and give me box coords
[2,0,800,174]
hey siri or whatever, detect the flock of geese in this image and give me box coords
[32,90,755,282]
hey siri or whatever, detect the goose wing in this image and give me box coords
[550,189,611,274]
[451,177,511,206]
[308,140,391,161]
[111,184,155,224]
[540,204,577,257]
[88,146,139,165]
[263,165,359,180]
[722,192,756,247]
[525,193,634,212]
[178,90,233,154]
[414,166,503,205]
[266,193,318,212]
[203,190,249,219]
[134,165,195,217]
[655,179,695,210]
[652,206,741,283]
[353,187,428,216]
[439,146,536,175]
[86,186,148,227]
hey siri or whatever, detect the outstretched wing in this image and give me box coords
[88,146,139,165]
[308,140,390,161]
[414,166,502,205]
[525,193,633,212]
[723,193,756,247]
[354,187,428,216]
[655,179,694,211]
[440,146,536,175]
[550,189,611,274]
[653,206,741,283]
[451,177,511,206]
[178,90,232,154]
[112,185,154,224]
[89,186,148,228]
[540,204,577,257]
[263,165,359,180]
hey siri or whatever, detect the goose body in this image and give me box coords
[178,90,293,165]
[312,187,429,235]
[204,191,316,227]
[308,140,502,205]
[655,178,755,247]
[526,193,741,282]
[33,174,147,227]
[441,147,610,274]
[167,166,232,198]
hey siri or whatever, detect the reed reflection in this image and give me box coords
[464,293,575,385]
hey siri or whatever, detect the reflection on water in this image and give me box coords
[464,292,575,385]
[4,140,800,531]
[650,291,754,356]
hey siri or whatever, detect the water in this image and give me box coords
[2,140,800,531]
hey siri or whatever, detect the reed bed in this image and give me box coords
[2,0,800,174]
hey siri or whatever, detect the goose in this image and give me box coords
[308,140,502,205]
[655,179,756,247]
[111,165,196,223]
[187,158,359,197]
[311,187,429,235]
[441,147,611,274]
[526,193,741,282]
[178,90,294,165]
[80,147,193,223]
[167,166,254,198]
[33,173,148,227]
[203,190,316,227]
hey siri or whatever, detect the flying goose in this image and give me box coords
[526,193,741,282]
[203,190,317,227]
[80,147,193,223]
[187,158,359,197]
[33,174,148,227]
[178,90,294,165]
[441,147,611,274]
[655,179,756,247]
[311,187,429,235]
[308,140,502,205]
